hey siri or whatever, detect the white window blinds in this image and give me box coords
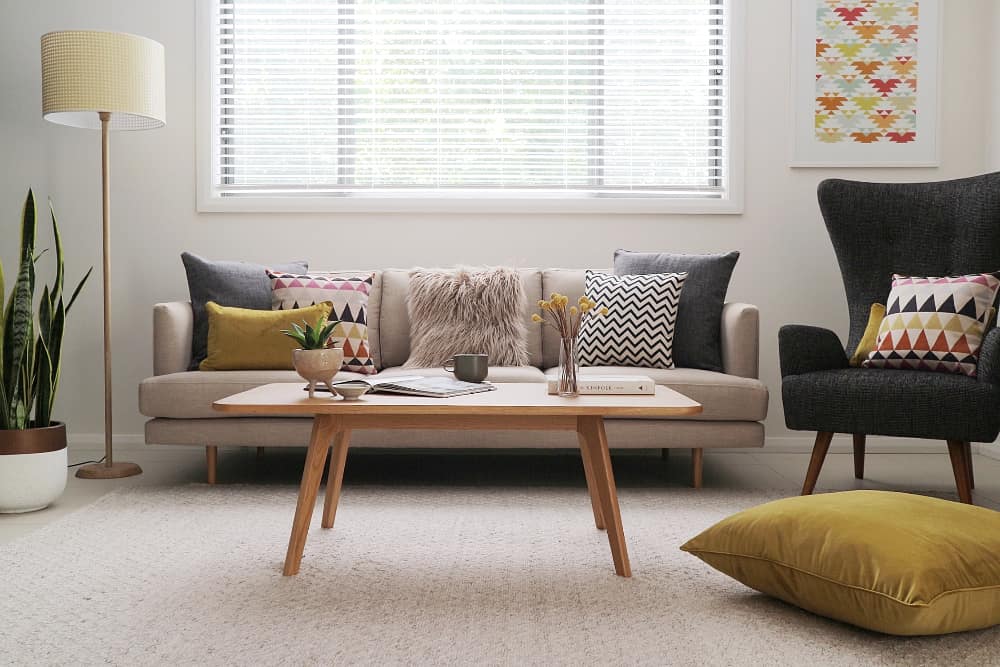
[207,0,731,201]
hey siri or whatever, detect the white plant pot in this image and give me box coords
[0,423,68,514]
[293,347,344,398]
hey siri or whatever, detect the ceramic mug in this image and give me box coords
[443,354,489,382]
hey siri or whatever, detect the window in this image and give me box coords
[197,0,743,212]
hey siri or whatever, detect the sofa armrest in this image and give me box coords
[977,327,1000,385]
[154,302,194,375]
[720,302,759,379]
[778,325,848,378]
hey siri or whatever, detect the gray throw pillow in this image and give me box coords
[613,250,739,372]
[181,252,308,370]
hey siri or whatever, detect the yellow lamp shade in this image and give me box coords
[41,30,166,131]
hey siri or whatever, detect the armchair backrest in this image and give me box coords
[817,173,1000,352]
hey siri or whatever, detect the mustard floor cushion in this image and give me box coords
[681,491,1000,636]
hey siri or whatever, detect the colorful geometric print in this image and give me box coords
[815,0,920,145]
[863,273,1000,377]
[268,271,377,374]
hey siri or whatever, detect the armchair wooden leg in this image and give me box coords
[964,442,975,489]
[946,440,973,504]
[206,445,218,485]
[853,434,866,480]
[691,448,703,489]
[802,432,833,495]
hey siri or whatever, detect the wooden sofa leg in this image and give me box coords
[802,432,833,495]
[206,446,218,485]
[947,440,973,504]
[965,442,975,489]
[691,448,703,489]
[661,448,669,460]
[853,434,866,479]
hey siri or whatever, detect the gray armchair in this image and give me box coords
[780,173,1000,503]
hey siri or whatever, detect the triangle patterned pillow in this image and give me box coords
[268,271,376,374]
[863,273,1000,377]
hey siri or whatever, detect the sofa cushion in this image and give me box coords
[378,365,547,383]
[182,253,308,370]
[269,271,377,374]
[544,366,768,421]
[614,250,739,373]
[199,301,332,371]
[379,268,543,368]
[140,370,368,419]
[577,270,686,369]
[403,267,530,368]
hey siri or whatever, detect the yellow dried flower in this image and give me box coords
[578,296,588,305]
[580,301,592,312]
[599,307,609,316]
[538,300,551,310]
[531,313,543,323]
[570,306,578,316]
[550,292,560,301]
[559,295,569,307]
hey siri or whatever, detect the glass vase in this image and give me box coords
[557,337,580,397]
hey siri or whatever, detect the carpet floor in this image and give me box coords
[2,484,998,666]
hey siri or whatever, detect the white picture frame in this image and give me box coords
[790,0,940,167]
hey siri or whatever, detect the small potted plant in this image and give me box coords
[281,315,343,398]
[0,190,91,513]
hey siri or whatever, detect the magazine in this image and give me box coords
[314,375,497,398]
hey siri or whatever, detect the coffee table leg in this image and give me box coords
[283,415,338,576]
[576,430,606,530]
[322,429,352,529]
[577,416,631,577]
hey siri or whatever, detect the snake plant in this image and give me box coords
[0,190,91,430]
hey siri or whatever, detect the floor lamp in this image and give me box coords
[41,31,166,479]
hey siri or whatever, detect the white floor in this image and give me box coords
[3,445,999,544]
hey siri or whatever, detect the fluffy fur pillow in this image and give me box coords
[403,267,530,368]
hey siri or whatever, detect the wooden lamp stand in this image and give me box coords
[75,112,142,480]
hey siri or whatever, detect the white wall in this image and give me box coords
[0,0,993,449]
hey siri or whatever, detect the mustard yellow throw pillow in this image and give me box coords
[849,303,885,367]
[200,301,332,371]
[681,491,1000,636]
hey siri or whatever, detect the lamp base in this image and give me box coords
[75,461,143,479]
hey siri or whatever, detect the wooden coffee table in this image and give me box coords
[214,383,701,577]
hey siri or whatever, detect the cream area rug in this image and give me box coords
[2,485,998,666]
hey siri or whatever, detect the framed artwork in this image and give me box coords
[790,0,940,167]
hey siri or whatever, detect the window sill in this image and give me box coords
[196,192,744,215]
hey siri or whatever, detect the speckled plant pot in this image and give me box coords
[293,348,345,398]
[0,422,68,514]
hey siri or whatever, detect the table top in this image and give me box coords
[214,382,702,417]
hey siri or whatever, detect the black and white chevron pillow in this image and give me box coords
[577,270,687,369]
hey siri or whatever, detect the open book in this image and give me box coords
[319,375,497,398]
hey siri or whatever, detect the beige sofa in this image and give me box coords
[140,269,768,484]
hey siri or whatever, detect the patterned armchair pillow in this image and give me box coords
[863,273,1000,376]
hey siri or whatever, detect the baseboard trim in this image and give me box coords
[70,431,1000,459]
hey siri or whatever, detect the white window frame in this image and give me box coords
[195,0,744,214]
